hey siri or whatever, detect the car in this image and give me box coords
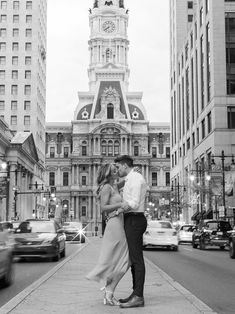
[13,219,66,262]
[228,230,235,258]
[178,224,196,244]
[0,221,13,232]
[62,221,85,243]
[0,223,14,287]
[192,219,232,250]
[143,220,178,251]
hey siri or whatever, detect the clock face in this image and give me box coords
[102,21,115,33]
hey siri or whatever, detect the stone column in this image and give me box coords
[72,165,75,185]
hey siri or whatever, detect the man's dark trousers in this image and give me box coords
[124,213,147,297]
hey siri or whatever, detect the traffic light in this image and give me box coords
[50,186,56,198]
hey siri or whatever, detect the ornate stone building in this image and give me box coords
[45,0,170,233]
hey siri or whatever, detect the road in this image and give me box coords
[144,243,235,314]
[0,243,82,308]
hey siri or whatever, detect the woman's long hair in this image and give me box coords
[96,164,112,197]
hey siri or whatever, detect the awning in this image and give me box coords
[202,210,213,219]
[191,211,199,221]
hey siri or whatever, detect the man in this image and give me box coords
[114,155,147,308]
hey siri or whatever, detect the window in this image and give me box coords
[0,28,6,37]
[152,147,157,158]
[134,144,139,156]
[13,15,19,23]
[207,111,211,133]
[0,42,6,51]
[24,115,30,126]
[12,28,19,37]
[25,70,31,79]
[25,56,31,65]
[11,100,17,110]
[26,15,32,23]
[25,28,32,37]
[192,132,195,147]
[197,127,199,143]
[26,1,32,10]
[82,143,87,156]
[188,1,193,9]
[0,56,5,65]
[101,140,107,155]
[11,85,18,95]
[24,100,30,110]
[107,103,114,119]
[49,172,55,186]
[12,42,19,51]
[12,56,18,65]
[81,206,86,217]
[82,176,86,186]
[11,115,17,125]
[187,137,190,150]
[0,100,4,110]
[0,15,6,22]
[64,147,69,158]
[0,85,5,95]
[188,15,193,22]
[12,70,18,79]
[108,140,113,156]
[13,1,19,10]
[228,106,235,128]
[152,172,158,186]
[0,70,5,78]
[63,172,69,186]
[201,118,205,139]
[200,7,203,27]
[166,147,170,158]
[166,172,170,186]
[24,85,31,95]
[25,42,31,51]
[114,141,120,155]
[1,1,7,10]
[50,147,55,158]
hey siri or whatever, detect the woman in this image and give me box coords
[86,163,130,306]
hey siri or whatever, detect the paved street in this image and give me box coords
[144,244,235,314]
[0,243,82,308]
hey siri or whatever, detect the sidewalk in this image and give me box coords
[0,237,217,314]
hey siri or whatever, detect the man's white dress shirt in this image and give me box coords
[123,169,147,213]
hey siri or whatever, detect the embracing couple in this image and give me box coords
[86,155,148,308]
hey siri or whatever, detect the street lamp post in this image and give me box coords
[171,182,186,220]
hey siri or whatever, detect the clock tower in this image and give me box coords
[88,0,130,91]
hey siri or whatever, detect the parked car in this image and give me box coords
[192,219,232,250]
[178,224,196,244]
[0,223,14,287]
[62,221,85,243]
[143,220,178,251]
[13,219,66,261]
[228,230,235,258]
[0,221,13,232]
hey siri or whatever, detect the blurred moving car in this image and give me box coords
[192,219,232,250]
[62,221,85,243]
[13,220,66,261]
[0,223,14,287]
[228,230,235,258]
[178,224,196,244]
[143,220,178,251]
[0,221,13,232]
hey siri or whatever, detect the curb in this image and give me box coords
[145,257,217,314]
[0,243,88,314]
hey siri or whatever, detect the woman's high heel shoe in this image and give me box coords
[100,287,120,306]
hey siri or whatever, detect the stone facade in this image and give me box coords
[45,1,170,233]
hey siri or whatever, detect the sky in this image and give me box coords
[46,0,170,123]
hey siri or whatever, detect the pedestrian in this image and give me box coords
[114,155,148,308]
[86,163,130,306]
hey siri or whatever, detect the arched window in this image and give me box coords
[114,140,120,155]
[107,103,114,119]
[108,140,113,156]
[101,140,107,155]
[106,48,112,63]
[134,141,139,156]
[82,140,87,156]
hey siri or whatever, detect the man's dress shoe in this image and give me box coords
[119,293,133,304]
[119,295,144,308]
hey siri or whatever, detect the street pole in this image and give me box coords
[221,150,226,218]
[177,182,180,220]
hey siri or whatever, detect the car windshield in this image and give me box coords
[63,222,81,229]
[181,225,194,232]
[18,221,55,233]
[148,221,172,229]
